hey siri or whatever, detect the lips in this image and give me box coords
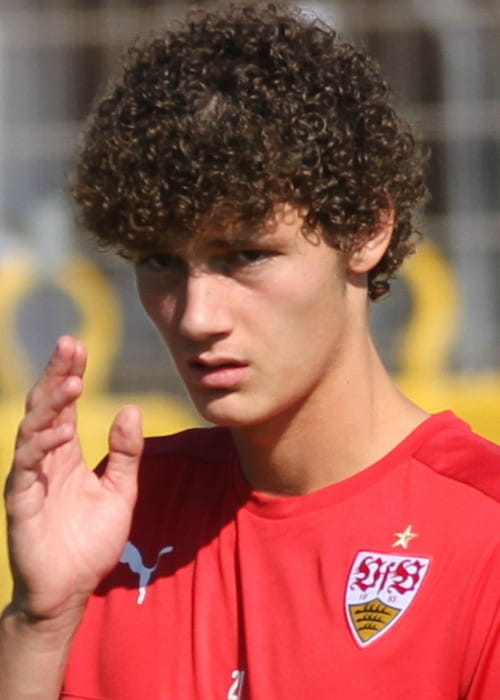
[186,356,249,389]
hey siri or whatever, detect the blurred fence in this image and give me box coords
[1,0,499,608]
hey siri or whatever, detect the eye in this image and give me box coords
[137,253,185,272]
[231,249,271,266]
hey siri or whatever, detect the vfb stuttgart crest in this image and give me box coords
[345,551,430,646]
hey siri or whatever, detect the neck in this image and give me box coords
[232,337,427,496]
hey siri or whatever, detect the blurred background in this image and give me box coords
[0,0,499,603]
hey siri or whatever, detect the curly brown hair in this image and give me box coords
[70,2,428,300]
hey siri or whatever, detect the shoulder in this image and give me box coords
[128,427,239,527]
[142,425,235,462]
[134,425,237,496]
[94,426,234,478]
[413,411,500,506]
[404,414,500,605]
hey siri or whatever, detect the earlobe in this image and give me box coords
[348,209,394,274]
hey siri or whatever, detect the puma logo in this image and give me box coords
[120,541,174,604]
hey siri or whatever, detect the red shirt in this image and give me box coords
[62,412,500,699]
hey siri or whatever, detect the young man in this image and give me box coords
[1,3,499,698]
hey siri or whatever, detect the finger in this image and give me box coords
[17,376,83,447]
[46,336,87,379]
[101,406,143,503]
[8,423,76,494]
[25,336,87,412]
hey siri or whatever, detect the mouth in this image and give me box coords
[186,357,249,389]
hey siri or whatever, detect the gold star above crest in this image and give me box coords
[392,524,418,549]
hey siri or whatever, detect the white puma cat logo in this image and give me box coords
[120,541,174,604]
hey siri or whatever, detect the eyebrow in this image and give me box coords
[204,231,281,250]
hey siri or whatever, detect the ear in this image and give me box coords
[347,209,394,274]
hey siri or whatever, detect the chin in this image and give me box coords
[191,392,268,428]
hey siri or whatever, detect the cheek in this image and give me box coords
[261,282,348,374]
[136,277,175,332]
[265,272,345,333]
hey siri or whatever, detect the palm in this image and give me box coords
[5,337,142,620]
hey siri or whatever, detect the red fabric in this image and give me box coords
[61,412,500,699]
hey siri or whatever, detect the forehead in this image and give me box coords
[163,204,312,257]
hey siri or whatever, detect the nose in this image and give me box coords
[177,270,233,341]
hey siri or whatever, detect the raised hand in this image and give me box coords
[4,335,143,623]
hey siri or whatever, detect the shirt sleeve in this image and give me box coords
[463,542,500,699]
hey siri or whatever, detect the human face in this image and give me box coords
[135,209,358,429]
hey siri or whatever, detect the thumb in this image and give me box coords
[102,405,143,499]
